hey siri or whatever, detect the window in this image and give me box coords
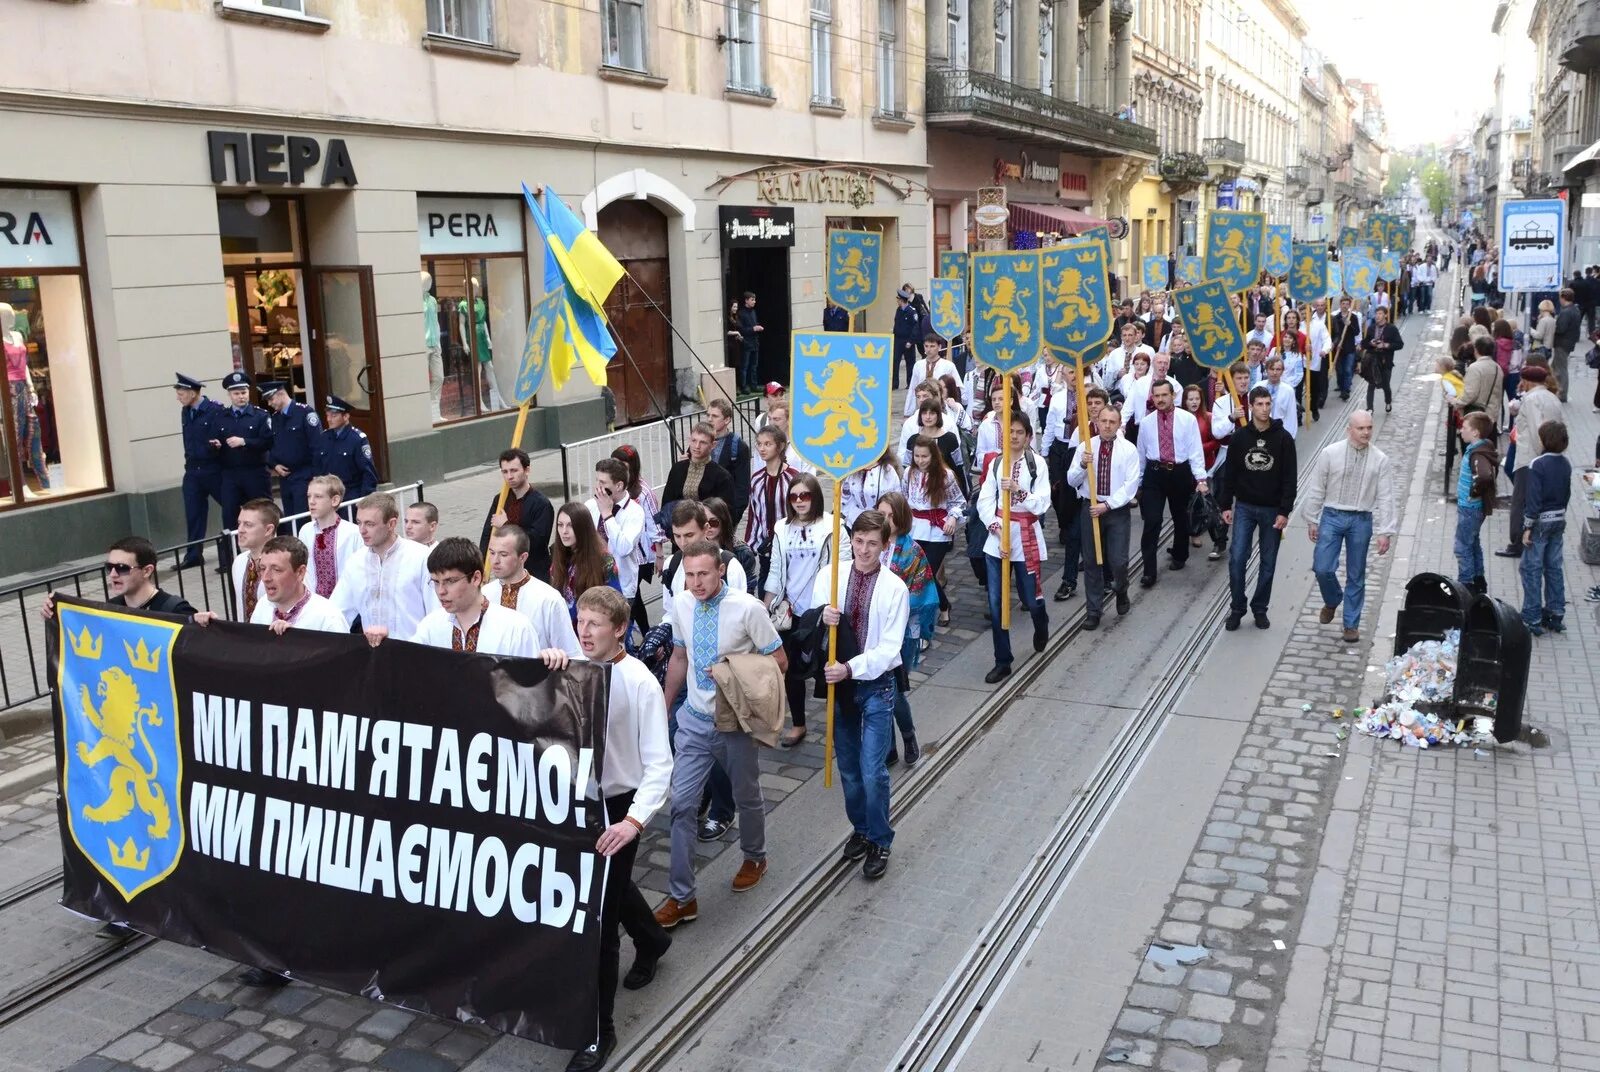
[427,0,493,45]
[0,187,109,511]
[1039,1,1054,95]
[996,0,1012,82]
[727,0,764,92]
[603,0,647,71]
[811,0,834,103]
[877,0,902,115]
[947,0,968,68]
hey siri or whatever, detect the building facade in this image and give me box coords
[1131,0,1206,265]
[1528,0,1600,260]
[0,0,930,573]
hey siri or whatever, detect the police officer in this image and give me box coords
[314,395,378,503]
[209,371,272,532]
[260,381,320,518]
[174,373,225,568]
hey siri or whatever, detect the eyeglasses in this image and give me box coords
[789,492,813,502]
[104,562,136,575]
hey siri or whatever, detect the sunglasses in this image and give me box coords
[104,562,136,575]
[789,492,814,502]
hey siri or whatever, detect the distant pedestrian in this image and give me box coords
[1498,366,1562,557]
[260,381,320,517]
[1453,411,1499,595]
[1302,411,1398,644]
[174,373,224,567]
[734,292,764,394]
[1553,287,1580,402]
[1359,306,1403,413]
[1519,420,1572,635]
[1217,386,1298,631]
[823,296,850,332]
[481,448,554,583]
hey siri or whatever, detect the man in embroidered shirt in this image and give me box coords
[244,536,348,633]
[483,525,581,656]
[336,492,439,642]
[1095,321,1155,394]
[976,410,1052,684]
[654,539,786,929]
[404,501,440,547]
[405,537,536,657]
[817,510,910,880]
[1135,380,1209,587]
[229,498,280,623]
[1067,405,1143,630]
[588,458,647,605]
[296,475,361,599]
[1262,355,1299,439]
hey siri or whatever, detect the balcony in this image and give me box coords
[1305,186,1325,204]
[1159,151,1211,185]
[926,67,1158,157]
[1286,165,1308,187]
[1560,2,1600,73]
[1204,137,1245,167]
[1512,157,1534,181]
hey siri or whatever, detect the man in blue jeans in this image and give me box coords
[1218,386,1299,631]
[976,410,1052,684]
[1302,411,1397,643]
[817,510,910,879]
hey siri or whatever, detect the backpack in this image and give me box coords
[986,451,1039,488]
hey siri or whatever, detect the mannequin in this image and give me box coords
[469,275,507,410]
[422,271,443,422]
[1,303,48,491]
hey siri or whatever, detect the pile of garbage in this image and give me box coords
[1354,630,1495,748]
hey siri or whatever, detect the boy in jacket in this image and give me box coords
[1454,411,1499,594]
[1217,386,1299,631]
[1520,420,1573,635]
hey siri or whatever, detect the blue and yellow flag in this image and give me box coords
[1328,261,1344,299]
[1364,214,1387,245]
[1378,250,1402,282]
[522,183,619,389]
[972,251,1042,373]
[1344,249,1378,297]
[1177,256,1203,285]
[57,602,185,900]
[1385,217,1411,253]
[1173,280,1246,371]
[1339,226,1360,251]
[1289,242,1328,304]
[511,288,566,405]
[937,250,969,281]
[827,230,883,313]
[1042,240,1112,367]
[789,331,893,478]
[1263,225,1292,279]
[1204,210,1267,293]
[928,277,966,340]
[1142,255,1169,292]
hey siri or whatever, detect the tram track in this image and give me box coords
[0,881,156,1030]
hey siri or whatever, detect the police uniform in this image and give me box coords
[261,381,321,517]
[213,371,272,530]
[175,373,225,565]
[313,395,379,500]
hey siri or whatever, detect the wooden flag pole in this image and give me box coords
[485,400,533,573]
[1075,370,1104,564]
[823,479,843,789]
[1000,371,1013,631]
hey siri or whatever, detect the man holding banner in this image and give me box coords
[976,410,1052,683]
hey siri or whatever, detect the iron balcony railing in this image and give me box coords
[1159,151,1210,183]
[926,67,1159,156]
[1203,136,1245,166]
[1285,164,1308,186]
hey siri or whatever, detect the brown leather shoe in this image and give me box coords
[1319,606,1337,624]
[731,859,768,892]
[653,897,697,928]
[1342,628,1360,643]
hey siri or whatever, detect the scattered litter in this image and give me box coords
[1105,1051,1132,1064]
[1330,707,1345,720]
[1145,941,1210,967]
[1272,939,1286,950]
[1325,751,1341,757]
[1301,703,1313,712]
[1335,727,1349,741]
[1474,749,1489,758]
[1355,630,1495,749]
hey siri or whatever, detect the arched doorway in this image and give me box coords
[597,201,672,425]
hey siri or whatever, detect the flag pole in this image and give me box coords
[1075,369,1104,564]
[1000,372,1013,631]
[823,478,843,789]
[485,401,532,573]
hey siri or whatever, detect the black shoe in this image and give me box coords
[1545,617,1567,634]
[863,844,890,880]
[178,557,204,570]
[1083,615,1101,631]
[1054,581,1077,602]
[1140,574,1157,589]
[1254,612,1271,630]
[842,832,871,862]
[1115,593,1131,616]
[1033,617,1048,653]
[566,1031,617,1072]
[1225,614,1242,631]
[623,937,670,990]
[902,734,921,768]
[984,664,1012,684]
[1169,559,1186,571]
[240,967,290,988]
[886,747,899,768]
[1469,576,1487,595]
[697,817,731,842]
[1494,546,1523,558]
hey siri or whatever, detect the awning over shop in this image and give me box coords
[1563,138,1600,178]
[1007,202,1109,237]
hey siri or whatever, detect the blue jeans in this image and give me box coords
[835,675,896,847]
[1454,505,1485,585]
[1336,351,1357,396]
[1228,502,1283,616]
[1313,508,1373,631]
[1520,519,1567,626]
[984,553,1048,668]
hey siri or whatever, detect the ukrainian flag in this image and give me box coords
[521,183,624,388]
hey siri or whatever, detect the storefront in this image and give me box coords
[1128,173,1174,284]
[719,205,794,393]
[928,132,1105,253]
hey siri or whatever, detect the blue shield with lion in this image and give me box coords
[789,331,893,479]
[57,603,185,900]
[1041,240,1112,368]
[971,251,1042,374]
[928,277,966,340]
[827,230,883,314]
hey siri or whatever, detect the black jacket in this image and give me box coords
[1329,312,1362,357]
[1555,302,1582,349]
[480,487,554,584]
[112,590,198,616]
[1360,322,1404,357]
[709,433,753,523]
[661,458,736,519]
[1217,418,1298,516]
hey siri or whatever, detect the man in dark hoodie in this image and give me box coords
[705,397,752,528]
[1218,385,1298,631]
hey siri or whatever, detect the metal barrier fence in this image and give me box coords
[0,482,425,714]
[557,396,766,505]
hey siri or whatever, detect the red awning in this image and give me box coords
[1007,202,1109,237]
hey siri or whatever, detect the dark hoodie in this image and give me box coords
[1217,418,1298,517]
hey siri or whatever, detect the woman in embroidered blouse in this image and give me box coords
[550,502,619,624]
[1116,351,1152,406]
[904,398,967,498]
[764,472,832,747]
[906,436,965,628]
[875,490,932,768]
[839,447,903,530]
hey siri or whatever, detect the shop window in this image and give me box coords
[603,0,647,72]
[727,0,764,92]
[0,187,109,510]
[219,196,312,403]
[421,257,526,425]
[427,0,494,45]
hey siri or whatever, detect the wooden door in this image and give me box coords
[598,202,672,425]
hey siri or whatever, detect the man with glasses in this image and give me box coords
[40,537,197,622]
[397,537,537,657]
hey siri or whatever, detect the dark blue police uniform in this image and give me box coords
[313,395,379,501]
[213,371,272,529]
[261,381,321,517]
[176,373,225,566]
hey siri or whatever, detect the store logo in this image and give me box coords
[206,131,358,187]
[994,153,1061,186]
[0,211,52,248]
[425,212,501,240]
[724,216,793,242]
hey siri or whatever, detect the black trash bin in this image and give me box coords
[1393,573,1473,657]
[1455,595,1531,743]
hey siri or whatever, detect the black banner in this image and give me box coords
[719,205,796,247]
[50,597,607,1048]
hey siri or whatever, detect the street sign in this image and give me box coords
[1499,198,1565,292]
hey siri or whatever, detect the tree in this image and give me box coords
[1421,163,1451,218]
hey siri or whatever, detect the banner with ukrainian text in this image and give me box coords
[50,598,608,1049]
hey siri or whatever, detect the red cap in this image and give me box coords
[764,381,785,397]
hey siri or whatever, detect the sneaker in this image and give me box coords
[1225,614,1242,632]
[1586,585,1600,602]
[1140,573,1158,589]
[653,897,698,929]
[842,833,871,862]
[1054,581,1077,602]
[1208,548,1224,561]
[863,844,891,880]
[903,734,921,768]
[697,817,731,842]
[1254,612,1270,630]
[1527,622,1545,637]
[732,859,768,892]
[1544,617,1566,634]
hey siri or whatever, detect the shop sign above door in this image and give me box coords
[756,167,876,207]
[0,187,80,271]
[207,131,359,187]
[417,196,524,255]
[994,152,1060,186]
[719,206,796,247]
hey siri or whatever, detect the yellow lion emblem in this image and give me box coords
[833,247,872,293]
[802,360,878,448]
[1046,267,1093,328]
[1213,229,1250,279]
[981,276,1033,343]
[1187,300,1232,353]
[76,666,171,844]
[1295,255,1319,291]
[934,288,960,331]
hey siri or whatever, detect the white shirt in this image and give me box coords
[810,565,909,683]
[1134,407,1208,481]
[1274,348,1306,388]
[1096,344,1154,391]
[587,653,673,827]
[976,451,1051,562]
[1067,434,1143,510]
[586,494,645,598]
[1210,394,1245,473]
[1301,439,1398,536]
[665,552,749,633]
[905,469,966,543]
[482,574,582,656]
[230,552,268,622]
[839,464,903,527]
[247,591,349,633]
[1267,381,1299,439]
[670,584,781,721]
[1121,374,1181,428]
[329,536,440,639]
[1042,389,1078,455]
[765,514,833,614]
[903,356,960,415]
[410,601,537,658]
[296,515,363,599]
[1307,315,1332,371]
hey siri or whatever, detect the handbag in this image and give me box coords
[770,598,793,632]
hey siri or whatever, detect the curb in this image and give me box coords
[0,755,54,799]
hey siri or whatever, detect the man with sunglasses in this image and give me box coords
[40,537,197,621]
